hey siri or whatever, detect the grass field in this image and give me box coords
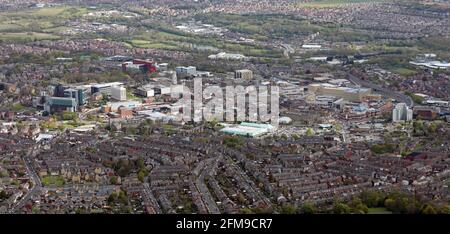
[297,0,386,8]
[368,207,393,214]
[392,67,418,76]
[129,39,180,50]
[0,32,60,42]
[0,6,90,41]
[2,6,88,19]
[125,25,281,58]
[41,175,66,186]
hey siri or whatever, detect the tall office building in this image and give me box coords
[54,84,67,97]
[172,71,178,85]
[77,89,86,106]
[392,103,413,122]
[64,88,86,106]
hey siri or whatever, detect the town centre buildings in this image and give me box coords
[307,83,371,102]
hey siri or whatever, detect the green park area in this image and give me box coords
[122,23,281,58]
[297,0,387,8]
[0,6,90,42]
[368,207,393,214]
[0,32,60,42]
[41,175,66,186]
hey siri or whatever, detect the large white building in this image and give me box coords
[108,101,141,112]
[111,86,127,101]
[208,52,247,61]
[91,82,124,96]
[392,103,413,122]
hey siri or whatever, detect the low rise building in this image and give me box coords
[44,97,78,113]
[91,82,124,96]
[235,69,253,80]
[308,83,371,102]
[176,66,197,79]
[413,106,440,120]
[111,86,127,101]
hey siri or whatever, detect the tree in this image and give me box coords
[108,193,117,205]
[241,207,254,214]
[136,158,145,170]
[61,111,77,121]
[360,190,383,207]
[333,202,352,214]
[300,202,316,214]
[306,128,314,136]
[350,198,368,214]
[138,170,146,182]
[370,144,395,155]
[0,190,8,200]
[384,197,396,212]
[422,204,437,214]
[280,204,297,214]
[109,176,118,185]
[413,121,424,136]
[440,205,450,214]
[427,123,438,134]
[118,190,128,205]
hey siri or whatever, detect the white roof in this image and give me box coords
[36,133,54,142]
[92,82,123,88]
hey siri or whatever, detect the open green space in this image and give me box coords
[41,175,66,186]
[120,22,282,58]
[368,207,393,214]
[0,6,90,41]
[129,39,180,50]
[391,67,418,76]
[297,0,387,8]
[0,32,60,42]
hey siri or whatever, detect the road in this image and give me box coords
[9,145,42,213]
[280,43,295,58]
[143,183,162,214]
[195,157,221,214]
[79,107,101,120]
[347,73,414,107]
[339,122,349,144]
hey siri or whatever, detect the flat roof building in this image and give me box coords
[176,66,197,79]
[235,69,253,80]
[220,122,276,138]
[91,82,124,96]
[107,101,141,112]
[111,86,127,101]
[308,83,371,102]
[45,97,78,113]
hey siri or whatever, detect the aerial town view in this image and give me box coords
[0,0,449,219]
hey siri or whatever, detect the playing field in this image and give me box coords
[0,32,60,41]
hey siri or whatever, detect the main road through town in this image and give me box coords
[347,73,414,107]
